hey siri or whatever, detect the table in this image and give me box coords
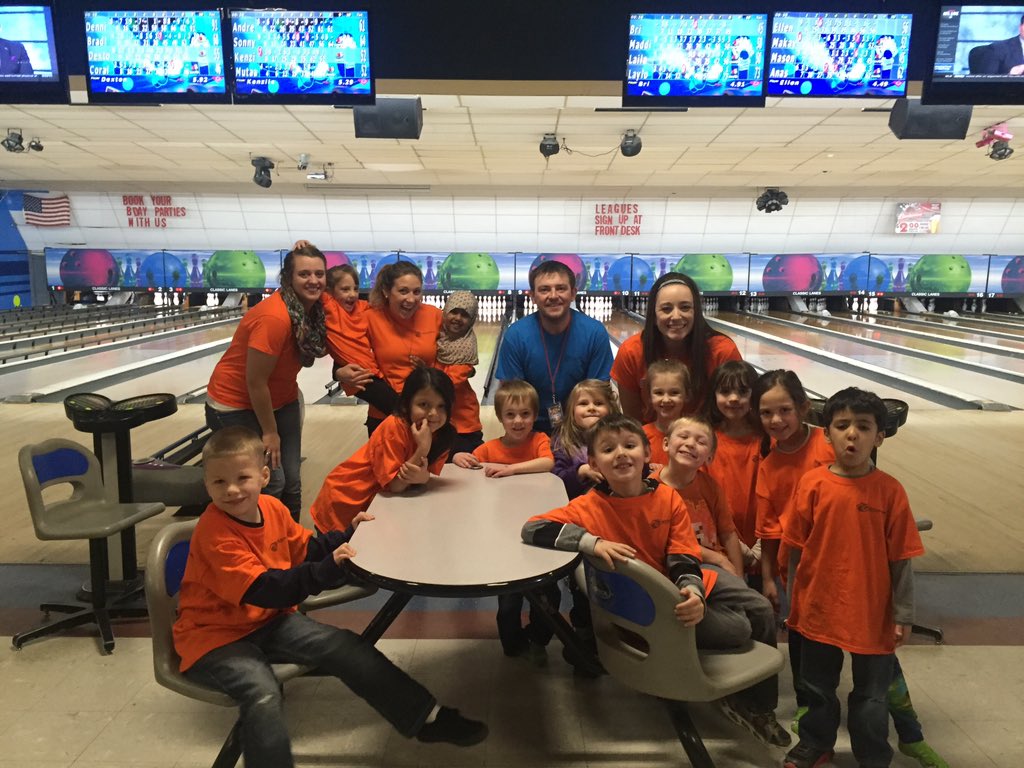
[348,465,591,665]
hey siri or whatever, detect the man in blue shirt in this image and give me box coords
[496,260,613,434]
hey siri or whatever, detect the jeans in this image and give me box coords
[799,636,894,767]
[206,399,302,520]
[696,565,779,713]
[185,613,435,768]
[496,582,560,654]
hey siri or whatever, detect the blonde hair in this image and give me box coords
[645,358,691,397]
[665,415,717,459]
[203,426,266,467]
[557,379,621,456]
[494,379,539,417]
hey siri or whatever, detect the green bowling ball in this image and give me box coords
[673,254,734,292]
[906,254,971,294]
[437,252,499,291]
[204,250,267,290]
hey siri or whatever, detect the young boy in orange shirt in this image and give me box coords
[173,427,487,768]
[454,380,557,662]
[782,388,924,768]
[522,414,790,747]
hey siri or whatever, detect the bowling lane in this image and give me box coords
[721,312,1024,408]
[823,312,1024,354]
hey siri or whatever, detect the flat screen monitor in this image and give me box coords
[924,5,1024,104]
[0,4,66,103]
[632,253,751,295]
[986,254,1024,296]
[868,254,989,297]
[623,13,768,107]
[399,251,515,293]
[84,9,228,103]
[229,9,373,104]
[750,252,869,295]
[767,11,912,98]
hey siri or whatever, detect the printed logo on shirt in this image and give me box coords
[269,537,288,552]
[651,517,672,529]
[856,502,886,515]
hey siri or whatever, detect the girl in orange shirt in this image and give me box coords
[310,366,456,533]
[642,358,690,469]
[703,360,764,586]
[436,291,484,457]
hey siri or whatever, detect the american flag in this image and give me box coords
[23,193,72,227]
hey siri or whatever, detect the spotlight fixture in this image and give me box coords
[28,137,43,152]
[755,188,789,214]
[251,156,275,188]
[306,163,334,181]
[619,129,642,157]
[2,128,24,153]
[539,133,560,158]
[989,140,1014,161]
[297,152,310,171]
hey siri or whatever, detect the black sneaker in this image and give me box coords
[417,707,488,747]
[783,741,834,768]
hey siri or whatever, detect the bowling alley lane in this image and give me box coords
[829,312,1024,353]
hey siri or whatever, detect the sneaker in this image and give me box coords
[718,697,791,747]
[524,641,548,667]
[783,742,834,768]
[899,740,950,768]
[417,707,488,747]
[791,705,809,735]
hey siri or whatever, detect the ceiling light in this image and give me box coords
[297,153,310,171]
[251,156,274,188]
[28,137,43,152]
[306,163,334,181]
[756,188,789,214]
[539,133,560,158]
[989,140,1014,161]
[2,129,24,153]
[619,129,642,157]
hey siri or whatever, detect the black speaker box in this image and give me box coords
[888,98,973,140]
[353,97,423,139]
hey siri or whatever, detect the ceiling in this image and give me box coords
[1,79,1022,199]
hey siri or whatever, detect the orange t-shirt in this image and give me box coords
[207,291,303,410]
[173,495,312,671]
[784,466,924,655]
[474,432,552,464]
[643,422,669,465]
[705,430,761,548]
[755,427,834,541]
[529,483,716,594]
[611,332,741,421]
[309,414,447,531]
[365,304,443,419]
[439,362,482,434]
[656,469,736,554]
[329,298,380,377]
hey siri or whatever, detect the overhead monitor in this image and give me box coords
[83,9,228,103]
[767,11,912,97]
[986,254,1024,297]
[869,253,990,296]
[229,9,373,104]
[623,13,768,107]
[0,4,66,103]
[924,5,1024,104]
[632,254,751,295]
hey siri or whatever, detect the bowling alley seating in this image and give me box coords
[581,555,784,768]
[146,519,378,768]
[912,519,944,644]
[14,439,166,654]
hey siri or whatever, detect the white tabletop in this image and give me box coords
[349,465,576,596]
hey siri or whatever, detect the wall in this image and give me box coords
[11,191,1024,257]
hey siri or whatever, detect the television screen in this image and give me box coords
[623,13,768,107]
[767,12,912,97]
[750,252,869,295]
[84,9,228,103]
[400,252,515,293]
[986,254,1024,297]
[0,4,65,103]
[632,253,751,295]
[868,253,989,296]
[229,9,373,104]
[924,5,1024,104]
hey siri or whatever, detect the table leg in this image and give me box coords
[524,586,603,677]
[360,591,412,644]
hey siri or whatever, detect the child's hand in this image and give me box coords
[335,363,373,391]
[577,463,604,485]
[350,511,375,529]
[453,452,481,469]
[410,419,433,453]
[397,457,429,485]
[332,542,356,565]
[293,239,314,250]
[409,354,427,368]
[894,623,912,648]
[648,462,664,475]
[674,587,705,627]
[593,539,636,568]
[762,579,780,613]
[484,463,514,478]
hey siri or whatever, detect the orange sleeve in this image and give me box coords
[755,459,783,540]
[643,423,668,464]
[440,362,482,434]
[323,294,379,373]
[368,417,416,488]
[610,334,644,395]
[666,491,703,561]
[532,432,554,460]
[473,439,501,463]
[885,480,926,562]
[705,473,737,539]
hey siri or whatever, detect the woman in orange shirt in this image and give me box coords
[611,272,741,423]
[364,262,442,435]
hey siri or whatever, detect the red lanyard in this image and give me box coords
[538,312,571,403]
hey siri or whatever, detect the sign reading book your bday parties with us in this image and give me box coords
[122,195,189,228]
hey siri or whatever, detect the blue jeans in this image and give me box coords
[185,613,435,768]
[496,583,560,654]
[799,636,894,767]
[206,399,302,520]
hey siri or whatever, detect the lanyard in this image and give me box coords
[538,312,571,404]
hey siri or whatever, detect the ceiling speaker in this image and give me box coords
[888,98,973,140]
[353,97,423,139]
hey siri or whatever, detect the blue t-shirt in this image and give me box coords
[495,310,613,433]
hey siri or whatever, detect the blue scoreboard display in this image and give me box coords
[767,12,912,97]
[624,13,767,106]
[84,10,226,98]
[230,9,372,102]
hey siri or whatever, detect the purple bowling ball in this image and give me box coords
[761,254,824,292]
[529,253,586,289]
[1001,256,1024,295]
[59,249,119,288]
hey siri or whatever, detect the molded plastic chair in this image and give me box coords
[583,555,785,768]
[15,439,166,654]
[912,519,943,644]
[145,518,378,768]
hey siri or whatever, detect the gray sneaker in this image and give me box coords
[719,697,792,747]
